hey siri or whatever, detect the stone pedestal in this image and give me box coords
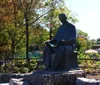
[9,70,85,85]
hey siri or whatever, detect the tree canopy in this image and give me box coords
[0,0,91,59]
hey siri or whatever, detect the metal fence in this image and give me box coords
[78,58,100,69]
[0,57,100,73]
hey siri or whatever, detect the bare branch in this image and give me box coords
[15,32,25,46]
[29,8,55,26]
[16,0,25,12]
[28,0,33,12]
[7,31,13,40]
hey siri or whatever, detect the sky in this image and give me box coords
[65,0,100,39]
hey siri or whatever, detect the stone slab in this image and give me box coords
[23,70,85,85]
[9,78,30,85]
[8,70,85,85]
[76,77,100,85]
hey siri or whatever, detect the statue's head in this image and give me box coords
[59,13,67,24]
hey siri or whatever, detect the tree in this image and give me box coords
[16,0,68,66]
[15,0,53,66]
[91,39,96,46]
[0,0,26,59]
[96,38,100,44]
[42,0,78,40]
[0,0,79,62]
[76,29,92,52]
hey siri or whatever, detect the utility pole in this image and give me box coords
[49,19,52,40]
[49,0,54,40]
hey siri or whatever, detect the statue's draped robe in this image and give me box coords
[43,22,76,70]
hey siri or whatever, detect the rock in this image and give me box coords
[9,78,30,85]
[23,70,85,85]
[0,73,25,83]
[8,70,85,85]
[76,77,100,85]
[0,74,13,83]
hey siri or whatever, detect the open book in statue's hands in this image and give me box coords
[44,40,58,47]
[44,40,51,44]
[48,43,58,48]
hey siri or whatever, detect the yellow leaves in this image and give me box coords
[0,42,11,52]
[2,15,10,22]
[0,0,20,22]
[0,1,13,22]
[8,0,12,3]
[77,36,87,44]
[77,36,87,51]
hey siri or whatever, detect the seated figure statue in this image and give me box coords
[43,13,78,70]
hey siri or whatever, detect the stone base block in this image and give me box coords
[24,70,85,85]
[9,70,85,85]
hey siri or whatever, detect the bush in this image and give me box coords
[14,59,37,73]
[0,59,38,73]
[29,60,37,71]
[0,65,4,73]
[78,52,100,73]
[13,67,20,73]
[29,64,37,71]
[20,67,29,73]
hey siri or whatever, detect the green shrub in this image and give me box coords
[0,59,38,73]
[20,67,29,73]
[13,67,20,73]
[78,52,100,73]
[15,60,26,67]
[29,64,37,71]
[0,66,4,73]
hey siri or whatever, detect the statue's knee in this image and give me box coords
[44,45,50,50]
[73,51,78,57]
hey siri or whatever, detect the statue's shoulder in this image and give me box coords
[67,22,76,30]
[68,22,75,28]
[59,25,63,29]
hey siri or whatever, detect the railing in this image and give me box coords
[78,58,100,70]
[0,58,43,73]
[0,57,100,73]
[0,49,100,73]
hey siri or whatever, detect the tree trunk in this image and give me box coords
[11,40,15,59]
[24,12,30,68]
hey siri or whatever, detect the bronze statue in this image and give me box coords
[43,13,78,70]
